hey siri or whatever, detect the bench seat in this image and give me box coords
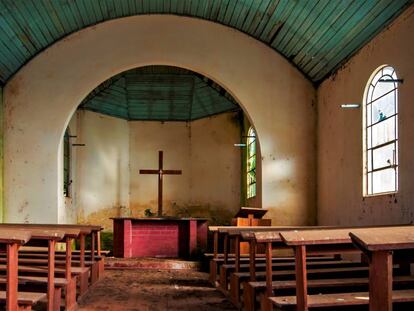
[244,276,414,311]
[0,275,68,287]
[229,266,371,306]
[221,260,362,292]
[0,290,46,307]
[269,289,414,309]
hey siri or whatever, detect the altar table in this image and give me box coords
[112,217,208,258]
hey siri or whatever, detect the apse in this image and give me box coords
[64,65,261,230]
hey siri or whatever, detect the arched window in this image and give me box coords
[364,65,398,196]
[63,129,71,197]
[247,127,256,199]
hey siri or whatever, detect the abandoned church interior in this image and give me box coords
[0,0,413,310]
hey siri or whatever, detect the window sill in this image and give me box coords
[363,191,397,199]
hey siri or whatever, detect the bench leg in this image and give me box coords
[219,266,229,291]
[53,287,62,311]
[98,258,105,278]
[78,271,89,296]
[65,276,77,311]
[91,262,99,284]
[243,282,256,311]
[370,250,392,311]
[261,296,273,311]
[230,274,241,306]
[209,260,217,285]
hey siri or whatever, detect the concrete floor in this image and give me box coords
[77,269,236,311]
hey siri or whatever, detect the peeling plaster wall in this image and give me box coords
[4,15,316,225]
[58,112,79,224]
[75,111,130,229]
[129,112,241,227]
[317,7,414,226]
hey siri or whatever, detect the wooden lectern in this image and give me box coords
[231,207,271,253]
[231,207,271,226]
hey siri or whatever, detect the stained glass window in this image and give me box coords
[364,66,398,195]
[63,129,71,197]
[247,127,256,198]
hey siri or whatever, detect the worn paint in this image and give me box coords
[317,6,414,226]
[129,112,241,227]
[75,110,130,227]
[4,15,316,226]
[74,111,241,230]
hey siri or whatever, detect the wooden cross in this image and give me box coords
[139,151,182,216]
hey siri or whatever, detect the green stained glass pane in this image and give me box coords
[246,127,257,199]
[248,140,256,155]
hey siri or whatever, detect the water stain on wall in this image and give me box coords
[78,200,238,232]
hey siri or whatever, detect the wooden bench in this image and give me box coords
[266,226,413,311]
[245,275,414,311]
[1,227,67,311]
[0,229,46,311]
[208,226,288,284]
[209,226,312,287]
[231,264,371,308]
[0,224,86,311]
[350,226,414,311]
[0,223,104,292]
[224,226,337,307]
[253,228,360,311]
[269,289,414,309]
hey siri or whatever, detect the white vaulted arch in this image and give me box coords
[4,15,315,224]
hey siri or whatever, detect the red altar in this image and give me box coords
[112,217,208,258]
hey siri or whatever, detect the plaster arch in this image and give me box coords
[4,15,316,224]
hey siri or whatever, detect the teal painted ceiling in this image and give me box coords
[0,0,412,85]
[79,66,240,121]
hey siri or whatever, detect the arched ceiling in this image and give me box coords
[0,0,412,85]
[79,66,240,121]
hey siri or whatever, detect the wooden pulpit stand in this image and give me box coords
[231,207,271,253]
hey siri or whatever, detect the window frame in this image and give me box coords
[363,65,398,197]
[246,127,256,199]
[63,128,71,198]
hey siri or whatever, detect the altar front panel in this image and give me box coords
[112,218,208,258]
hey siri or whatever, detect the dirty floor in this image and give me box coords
[77,269,237,311]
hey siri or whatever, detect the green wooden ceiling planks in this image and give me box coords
[0,0,411,84]
[79,65,240,122]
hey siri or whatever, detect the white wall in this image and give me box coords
[75,111,130,229]
[74,111,240,230]
[4,15,316,225]
[317,6,414,225]
[58,112,79,224]
[129,112,241,225]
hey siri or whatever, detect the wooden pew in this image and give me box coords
[266,226,413,311]
[350,226,414,311]
[0,224,80,310]
[1,223,103,294]
[209,226,279,285]
[0,229,46,311]
[224,226,341,307]
[0,225,90,310]
[209,226,302,286]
